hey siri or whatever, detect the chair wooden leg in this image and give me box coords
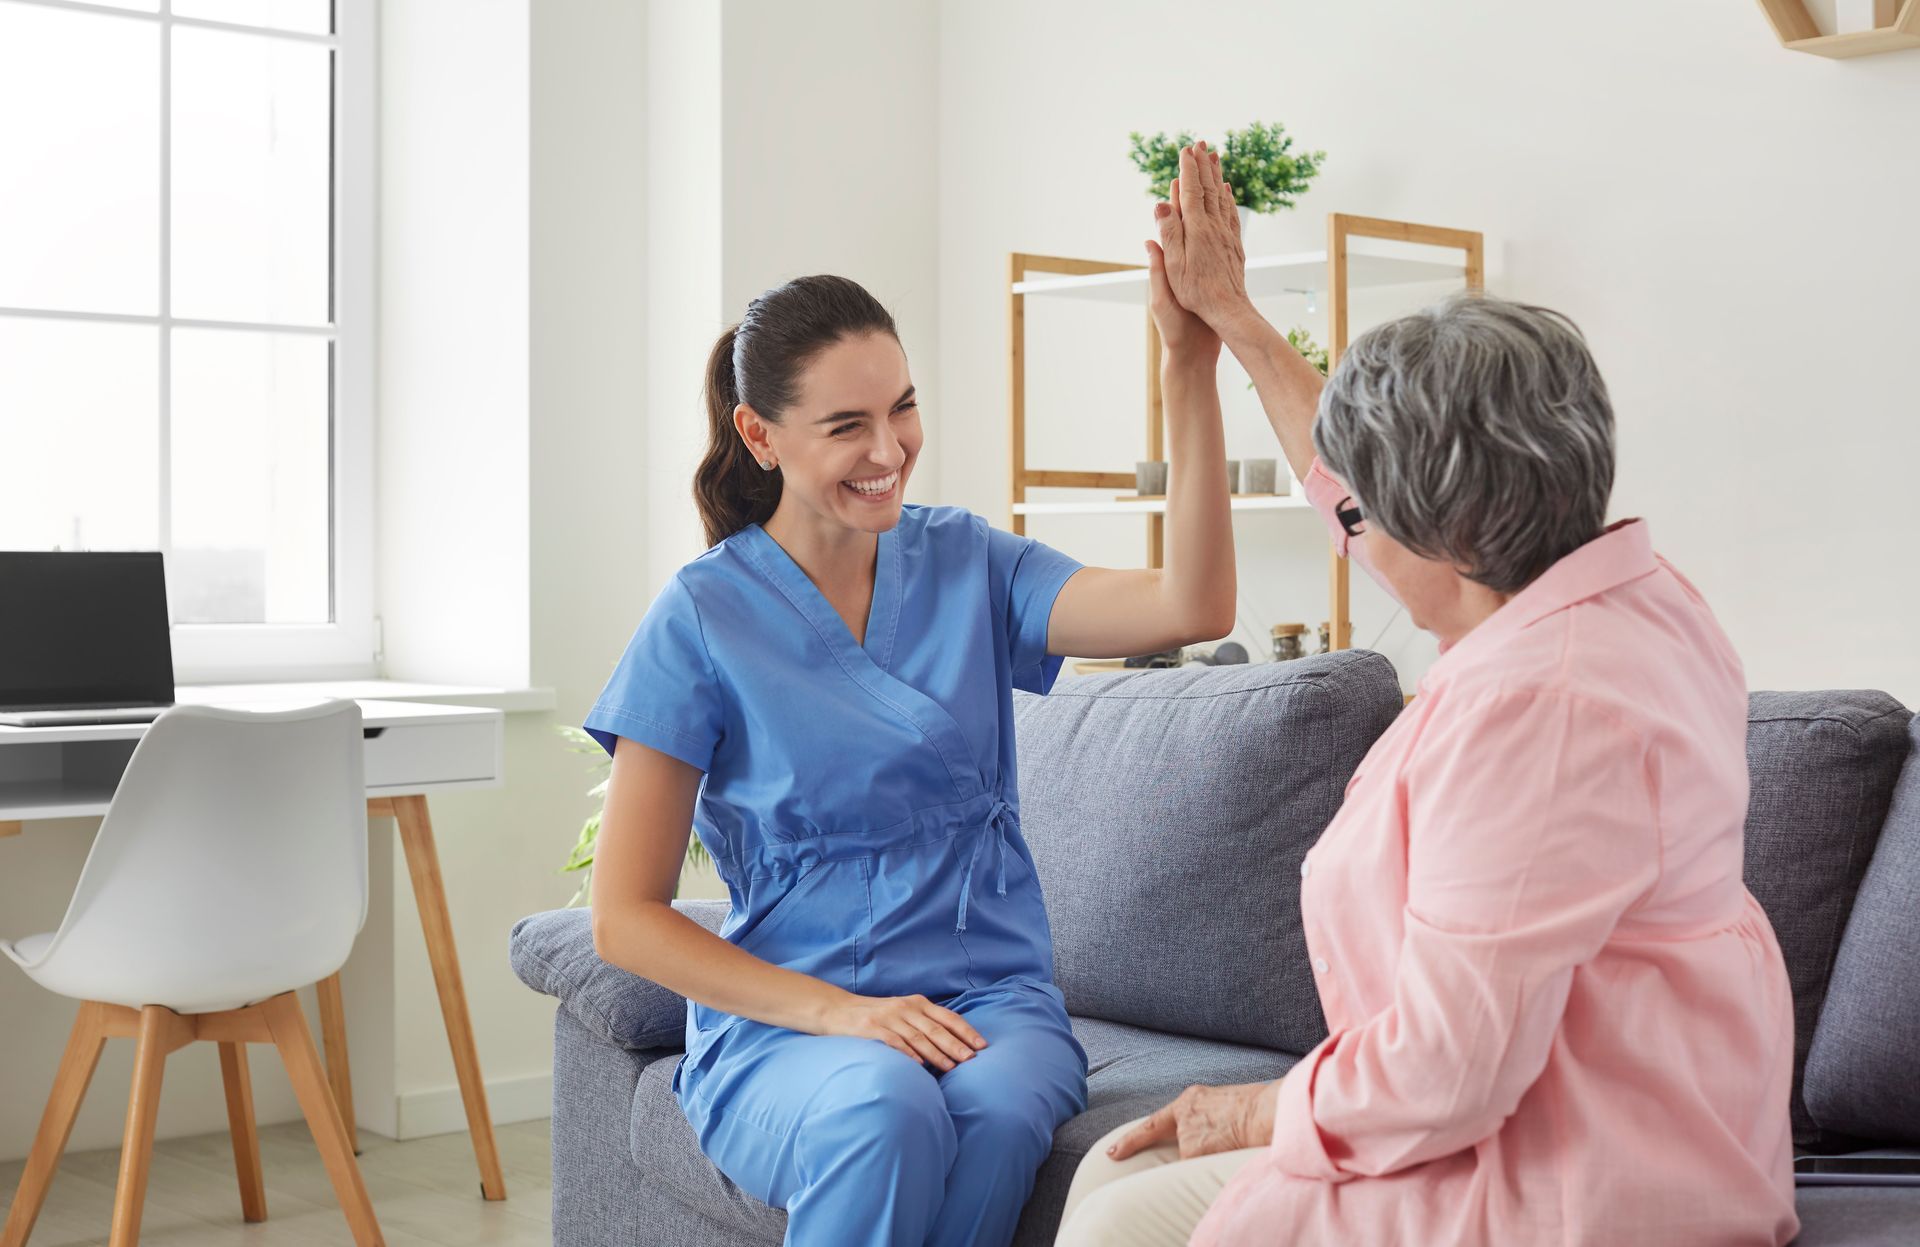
[1,1002,108,1247]
[392,794,507,1200]
[261,992,384,1247]
[216,1042,267,1223]
[314,972,358,1153]
[108,1006,182,1247]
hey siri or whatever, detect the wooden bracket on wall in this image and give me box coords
[1758,0,1920,58]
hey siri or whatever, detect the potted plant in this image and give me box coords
[1128,121,1326,229]
[556,725,710,903]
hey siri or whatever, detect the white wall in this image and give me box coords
[937,0,1920,701]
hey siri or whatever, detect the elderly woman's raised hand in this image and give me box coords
[1154,142,1253,334]
[1107,1079,1279,1162]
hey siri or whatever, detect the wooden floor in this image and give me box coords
[0,1119,551,1246]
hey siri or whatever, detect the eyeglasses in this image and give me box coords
[1335,496,1367,540]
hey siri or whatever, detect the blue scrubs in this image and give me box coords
[585,504,1090,1247]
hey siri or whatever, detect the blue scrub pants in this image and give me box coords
[682,982,1088,1247]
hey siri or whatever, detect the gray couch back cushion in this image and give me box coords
[1804,712,1920,1145]
[1014,652,1402,1053]
[1742,690,1914,1147]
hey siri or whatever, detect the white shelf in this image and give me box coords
[1012,494,1314,517]
[1012,240,1463,305]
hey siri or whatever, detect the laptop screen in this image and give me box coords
[0,552,176,711]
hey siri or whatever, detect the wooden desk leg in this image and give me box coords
[315,972,358,1153]
[391,794,507,1201]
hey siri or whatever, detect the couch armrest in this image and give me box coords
[509,899,728,1051]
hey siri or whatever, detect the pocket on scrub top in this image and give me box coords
[732,857,869,991]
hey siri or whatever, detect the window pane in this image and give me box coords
[173,0,333,35]
[168,328,330,624]
[171,26,331,326]
[0,5,159,315]
[0,318,160,552]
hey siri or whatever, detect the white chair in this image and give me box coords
[0,700,383,1247]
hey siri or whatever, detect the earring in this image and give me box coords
[759,459,775,471]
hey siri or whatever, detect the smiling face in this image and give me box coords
[735,331,922,536]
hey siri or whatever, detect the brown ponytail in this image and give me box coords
[692,275,899,547]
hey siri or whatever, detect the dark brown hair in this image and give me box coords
[694,275,899,547]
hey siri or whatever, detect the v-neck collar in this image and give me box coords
[742,519,901,671]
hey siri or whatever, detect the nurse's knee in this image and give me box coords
[809,1049,955,1165]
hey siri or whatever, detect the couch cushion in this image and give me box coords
[1014,653,1401,1054]
[1804,712,1920,1145]
[1791,1181,1920,1247]
[510,900,728,1051]
[1014,1016,1298,1244]
[623,1012,1299,1247]
[630,1056,788,1241]
[1743,692,1913,1147]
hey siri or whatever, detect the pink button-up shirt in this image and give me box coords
[1191,460,1799,1247]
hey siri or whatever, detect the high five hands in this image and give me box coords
[1144,140,1254,356]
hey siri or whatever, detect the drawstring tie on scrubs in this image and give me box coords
[955,797,1016,933]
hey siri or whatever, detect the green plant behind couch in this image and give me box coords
[557,724,711,903]
[1127,120,1326,215]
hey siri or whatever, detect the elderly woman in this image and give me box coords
[1055,144,1800,1247]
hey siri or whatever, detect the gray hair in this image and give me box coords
[1312,292,1615,595]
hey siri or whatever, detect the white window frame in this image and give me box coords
[0,0,377,684]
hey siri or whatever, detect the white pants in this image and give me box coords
[1054,1117,1264,1247]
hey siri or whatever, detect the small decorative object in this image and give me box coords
[1124,647,1183,669]
[1317,621,1332,654]
[557,725,710,904]
[1136,460,1168,496]
[1211,641,1249,665]
[1128,121,1326,216]
[1224,460,1241,494]
[1271,623,1307,662]
[1243,459,1278,495]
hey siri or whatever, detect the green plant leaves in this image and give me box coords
[1128,121,1325,216]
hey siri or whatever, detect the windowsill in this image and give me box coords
[176,679,558,714]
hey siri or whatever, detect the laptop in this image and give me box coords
[0,551,177,727]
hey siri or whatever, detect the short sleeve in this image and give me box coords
[583,574,725,770]
[985,522,1083,695]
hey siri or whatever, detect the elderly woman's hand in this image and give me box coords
[1155,142,1252,335]
[1108,1079,1279,1162]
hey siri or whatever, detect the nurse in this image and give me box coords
[585,256,1235,1247]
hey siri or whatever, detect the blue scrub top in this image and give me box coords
[585,504,1083,1067]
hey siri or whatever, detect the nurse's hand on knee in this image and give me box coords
[817,991,987,1072]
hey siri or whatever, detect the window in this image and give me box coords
[0,0,374,681]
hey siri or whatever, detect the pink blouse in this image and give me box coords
[1191,460,1799,1247]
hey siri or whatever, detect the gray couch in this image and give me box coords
[510,652,1920,1245]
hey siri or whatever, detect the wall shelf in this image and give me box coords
[1759,0,1920,57]
[1012,494,1315,517]
[1012,242,1463,305]
[1007,213,1485,652]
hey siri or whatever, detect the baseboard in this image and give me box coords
[391,1070,552,1140]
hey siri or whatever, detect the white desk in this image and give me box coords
[0,697,511,1202]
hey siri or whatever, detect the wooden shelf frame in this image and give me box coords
[1758,0,1920,58]
[1007,212,1485,653]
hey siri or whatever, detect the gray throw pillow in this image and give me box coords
[1804,711,1920,1145]
[1015,652,1402,1054]
[1743,691,1914,1148]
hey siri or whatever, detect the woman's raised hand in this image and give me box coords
[819,991,988,1071]
[1155,142,1252,333]
[1146,223,1218,360]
